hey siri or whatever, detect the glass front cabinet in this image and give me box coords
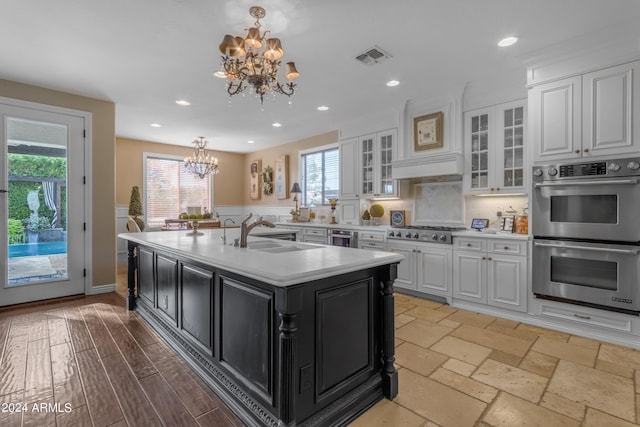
[359,128,397,198]
[464,100,526,195]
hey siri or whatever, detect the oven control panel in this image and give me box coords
[533,157,640,181]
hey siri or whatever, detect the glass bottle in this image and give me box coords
[515,207,528,235]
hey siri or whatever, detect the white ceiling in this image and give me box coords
[2,0,640,153]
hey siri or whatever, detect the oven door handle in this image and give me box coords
[534,178,638,188]
[534,241,640,255]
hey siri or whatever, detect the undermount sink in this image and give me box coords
[247,240,315,253]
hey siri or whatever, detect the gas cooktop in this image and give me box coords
[387,225,466,244]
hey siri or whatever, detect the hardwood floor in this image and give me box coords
[0,293,242,427]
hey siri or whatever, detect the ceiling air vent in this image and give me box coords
[354,46,392,66]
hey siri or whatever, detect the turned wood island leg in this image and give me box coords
[126,241,137,311]
[381,263,398,399]
[275,287,302,427]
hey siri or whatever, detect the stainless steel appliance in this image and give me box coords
[387,225,466,245]
[329,229,358,247]
[532,157,640,242]
[532,157,640,314]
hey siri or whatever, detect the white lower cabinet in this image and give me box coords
[358,230,386,252]
[302,227,328,244]
[453,237,527,312]
[386,241,452,300]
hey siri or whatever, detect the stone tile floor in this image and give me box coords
[351,293,640,427]
[116,264,640,426]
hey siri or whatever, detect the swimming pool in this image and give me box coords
[8,241,67,258]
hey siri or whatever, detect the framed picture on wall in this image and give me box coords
[414,111,444,152]
[250,159,261,200]
[275,155,289,200]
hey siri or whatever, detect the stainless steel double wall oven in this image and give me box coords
[532,157,640,314]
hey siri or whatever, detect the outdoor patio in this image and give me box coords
[7,254,67,285]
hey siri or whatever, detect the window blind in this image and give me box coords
[301,147,339,206]
[145,156,212,227]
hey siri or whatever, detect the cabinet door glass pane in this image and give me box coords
[379,134,394,195]
[470,113,490,189]
[504,109,513,127]
[501,106,525,188]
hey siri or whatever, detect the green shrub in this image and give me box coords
[8,219,25,244]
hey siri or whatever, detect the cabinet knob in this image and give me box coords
[490,188,495,191]
[467,243,472,247]
[482,256,486,260]
[417,250,421,253]
[575,149,580,153]
[584,148,589,153]
[504,246,509,250]
[496,188,500,191]
[487,257,492,261]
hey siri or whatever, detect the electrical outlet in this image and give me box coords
[496,211,502,217]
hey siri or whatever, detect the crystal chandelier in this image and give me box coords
[184,137,220,179]
[218,6,300,104]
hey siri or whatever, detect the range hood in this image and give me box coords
[391,153,464,179]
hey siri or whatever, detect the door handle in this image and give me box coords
[534,241,640,255]
[0,189,7,193]
[534,178,638,187]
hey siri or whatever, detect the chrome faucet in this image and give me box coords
[222,218,235,244]
[239,213,275,248]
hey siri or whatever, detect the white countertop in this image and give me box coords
[452,230,531,240]
[118,228,404,288]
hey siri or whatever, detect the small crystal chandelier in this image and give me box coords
[218,5,300,104]
[184,137,220,179]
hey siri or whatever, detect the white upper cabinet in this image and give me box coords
[531,60,640,162]
[359,129,397,198]
[464,100,527,194]
[339,137,359,199]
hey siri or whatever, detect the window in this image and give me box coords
[300,144,339,206]
[143,153,213,227]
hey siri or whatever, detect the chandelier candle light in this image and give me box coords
[218,6,300,104]
[184,137,220,179]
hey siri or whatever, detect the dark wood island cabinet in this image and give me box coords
[120,230,402,426]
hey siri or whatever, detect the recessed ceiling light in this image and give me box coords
[386,80,400,87]
[176,100,191,106]
[213,71,227,78]
[248,140,255,144]
[272,122,282,127]
[498,36,518,47]
[317,106,329,111]
[150,123,162,128]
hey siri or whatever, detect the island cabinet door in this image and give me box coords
[156,254,178,325]
[137,247,155,307]
[180,263,214,354]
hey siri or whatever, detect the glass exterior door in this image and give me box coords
[0,102,85,306]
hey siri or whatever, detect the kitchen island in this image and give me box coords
[118,228,403,426]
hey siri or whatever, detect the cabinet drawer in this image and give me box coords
[304,227,327,237]
[359,241,386,250]
[454,238,485,252]
[359,231,386,242]
[487,240,527,256]
[540,303,632,333]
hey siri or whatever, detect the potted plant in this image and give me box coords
[23,215,51,243]
[128,186,145,231]
[361,209,371,226]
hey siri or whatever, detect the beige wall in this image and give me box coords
[242,130,339,207]
[116,138,245,206]
[0,79,116,287]
[116,130,339,210]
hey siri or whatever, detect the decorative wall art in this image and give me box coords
[261,165,274,196]
[275,155,289,200]
[250,159,261,200]
[414,111,444,152]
